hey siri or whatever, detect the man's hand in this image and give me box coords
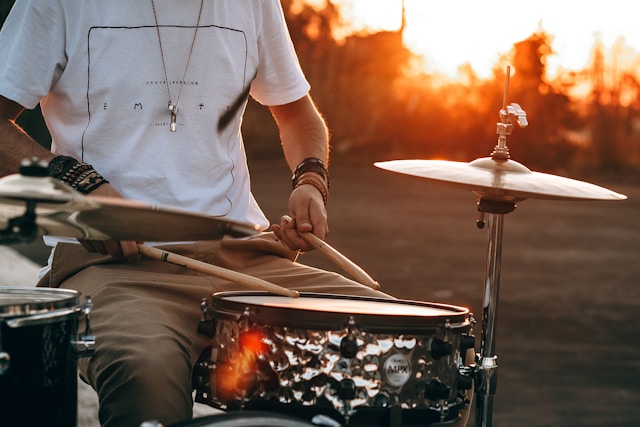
[271,184,328,252]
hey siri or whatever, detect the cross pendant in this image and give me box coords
[169,103,178,132]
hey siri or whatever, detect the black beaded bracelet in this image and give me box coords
[291,157,329,189]
[47,155,109,194]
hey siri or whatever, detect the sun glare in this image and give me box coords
[332,0,640,80]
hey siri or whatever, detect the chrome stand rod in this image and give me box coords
[474,199,515,427]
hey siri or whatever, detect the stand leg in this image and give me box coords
[474,209,508,427]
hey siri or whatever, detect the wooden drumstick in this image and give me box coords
[300,232,381,290]
[137,244,299,298]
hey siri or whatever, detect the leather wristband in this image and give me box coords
[291,157,329,189]
[48,155,80,179]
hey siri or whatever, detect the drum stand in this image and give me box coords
[474,198,516,427]
[374,66,625,427]
[473,81,524,427]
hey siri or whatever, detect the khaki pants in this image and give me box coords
[38,233,390,427]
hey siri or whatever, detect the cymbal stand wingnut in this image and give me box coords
[493,103,528,160]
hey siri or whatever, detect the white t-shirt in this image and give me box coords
[0,0,310,230]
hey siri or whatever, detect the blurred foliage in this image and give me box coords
[2,0,639,175]
[275,0,640,175]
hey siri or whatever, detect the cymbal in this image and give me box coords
[70,196,262,241]
[0,173,90,209]
[0,174,261,242]
[375,158,627,202]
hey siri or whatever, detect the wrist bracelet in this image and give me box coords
[48,155,80,179]
[291,157,329,189]
[47,155,109,194]
[294,172,329,205]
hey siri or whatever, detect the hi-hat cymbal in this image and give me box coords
[0,174,261,242]
[375,158,627,202]
[0,173,90,208]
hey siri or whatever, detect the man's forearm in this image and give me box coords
[0,97,53,176]
[270,95,329,172]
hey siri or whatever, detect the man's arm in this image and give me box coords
[0,95,138,259]
[269,94,330,251]
[0,95,54,176]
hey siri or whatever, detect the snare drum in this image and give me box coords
[193,292,475,426]
[0,287,94,427]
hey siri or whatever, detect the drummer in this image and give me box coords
[0,2,390,426]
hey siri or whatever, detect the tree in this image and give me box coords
[584,36,640,171]
[506,31,579,171]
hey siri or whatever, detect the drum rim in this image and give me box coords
[169,410,316,427]
[0,286,81,317]
[209,291,471,332]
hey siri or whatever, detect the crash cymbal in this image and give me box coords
[375,158,627,202]
[0,174,261,242]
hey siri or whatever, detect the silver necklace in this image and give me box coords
[151,0,204,132]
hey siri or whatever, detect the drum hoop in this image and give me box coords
[0,287,82,318]
[169,410,316,427]
[210,291,471,333]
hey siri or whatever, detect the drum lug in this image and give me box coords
[72,296,95,357]
[340,334,359,358]
[430,337,453,359]
[192,347,214,405]
[197,298,216,338]
[337,378,357,424]
[425,378,451,401]
[374,391,391,408]
[457,366,474,390]
[338,378,357,400]
[460,334,475,352]
[340,317,360,359]
[460,334,476,365]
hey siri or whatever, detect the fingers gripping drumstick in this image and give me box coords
[299,232,381,291]
[137,244,299,298]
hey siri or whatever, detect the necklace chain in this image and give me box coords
[151,0,204,132]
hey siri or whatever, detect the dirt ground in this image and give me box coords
[12,156,640,427]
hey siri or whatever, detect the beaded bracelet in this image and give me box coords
[294,172,329,205]
[47,155,110,194]
[75,170,109,194]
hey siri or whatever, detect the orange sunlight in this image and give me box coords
[333,0,640,81]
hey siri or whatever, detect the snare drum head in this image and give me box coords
[0,287,81,318]
[211,292,469,332]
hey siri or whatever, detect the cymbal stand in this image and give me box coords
[0,199,38,245]
[473,66,527,427]
[0,160,47,245]
[474,198,516,427]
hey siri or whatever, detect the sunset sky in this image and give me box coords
[334,0,640,79]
